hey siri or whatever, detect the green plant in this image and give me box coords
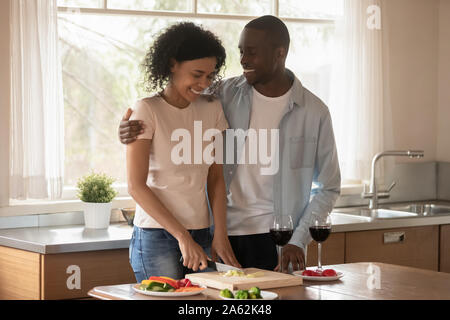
[76,172,118,203]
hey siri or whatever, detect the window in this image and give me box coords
[56,0,344,198]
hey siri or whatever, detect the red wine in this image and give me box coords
[269,228,293,246]
[309,226,331,242]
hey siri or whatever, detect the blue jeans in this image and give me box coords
[129,226,212,283]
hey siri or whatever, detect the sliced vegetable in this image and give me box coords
[249,286,262,298]
[222,270,246,277]
[148,276,179,289]
[246,271,264,278]
[139,276,201,293]
[220,289,234,298]
[235,290,249,299]
[140,279,176,292]
[322,269,338,277]
[302,270,321,277]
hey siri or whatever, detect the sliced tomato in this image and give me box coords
[176,280,186,288]
[322,269,337,277]
[302,270,321,277]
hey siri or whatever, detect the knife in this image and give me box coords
[206,260,244,273]
[180,256,243,273]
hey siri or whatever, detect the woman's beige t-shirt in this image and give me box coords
[129,94,229,230]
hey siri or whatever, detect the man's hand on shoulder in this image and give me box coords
[118,108,144,144]
[274,244,305,273]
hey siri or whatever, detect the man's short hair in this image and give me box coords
[245,15,290,51]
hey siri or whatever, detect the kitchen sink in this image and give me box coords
[381,203,450,216]
[332,207,419,219]
[333,201,450,219]
[330,212,373,224]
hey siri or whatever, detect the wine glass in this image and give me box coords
[269,214,293,273]
[309,212,332,274]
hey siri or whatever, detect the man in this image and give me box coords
[119,15,341,273]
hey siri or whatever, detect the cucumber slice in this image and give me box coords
[150,285,165,292]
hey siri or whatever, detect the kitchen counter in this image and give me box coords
[0,223,133,254]
[87,262,450,300]
[330,211,450,232]
[1,200,450,254]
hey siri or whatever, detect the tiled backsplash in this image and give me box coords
[1,162,449,229]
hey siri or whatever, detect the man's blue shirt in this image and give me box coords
[217,70,341,251]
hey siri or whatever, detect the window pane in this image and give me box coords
[279,0,344,19]
[58,13,182,186]
[58,14,241,186]
[107,0,189,12]
[285,22,338,106]
[57,14,339,188]
[192,20,245,78]
[57,0,102,8]
[197,0,271,15]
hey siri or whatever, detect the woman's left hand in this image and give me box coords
[211,235,241,268]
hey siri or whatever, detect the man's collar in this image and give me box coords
[236,68,305,109]
[286,69,305,109]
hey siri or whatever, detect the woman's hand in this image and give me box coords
[211,235,241,268]
[177,233,209,272]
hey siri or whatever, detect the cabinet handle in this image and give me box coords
[383,231,405,244]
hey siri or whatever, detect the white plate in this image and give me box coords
[219,290,278,300]
[292,270,344,281]
[133,284,207,297]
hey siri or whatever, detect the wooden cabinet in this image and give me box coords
[0,247,135,300]
[0,246,41,300]
[306,232,345,268]
[345,226,439,271]
[440,224,450,273]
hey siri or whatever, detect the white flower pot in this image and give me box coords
[83,202,112,229]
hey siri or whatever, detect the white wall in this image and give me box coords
[384,0,439,162]
[437,0,450,161]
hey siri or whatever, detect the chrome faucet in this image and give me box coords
[362,150,424,209]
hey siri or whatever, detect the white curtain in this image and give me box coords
[329,0,391,184]
[10,0,64,200]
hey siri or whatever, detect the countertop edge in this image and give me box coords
[1,214,450,254]
[331,215,450,232]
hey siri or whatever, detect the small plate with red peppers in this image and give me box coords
[292,268,344,281]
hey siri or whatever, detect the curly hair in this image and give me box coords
[141,22,226,94]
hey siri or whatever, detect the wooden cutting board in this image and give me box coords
[185,268,303,290]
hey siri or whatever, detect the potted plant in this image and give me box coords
[77,172,118,229]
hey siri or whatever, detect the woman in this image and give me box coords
[127,22,240,282]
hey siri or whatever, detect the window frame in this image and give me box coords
[56,0,337,24]
[1,0,358,216]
